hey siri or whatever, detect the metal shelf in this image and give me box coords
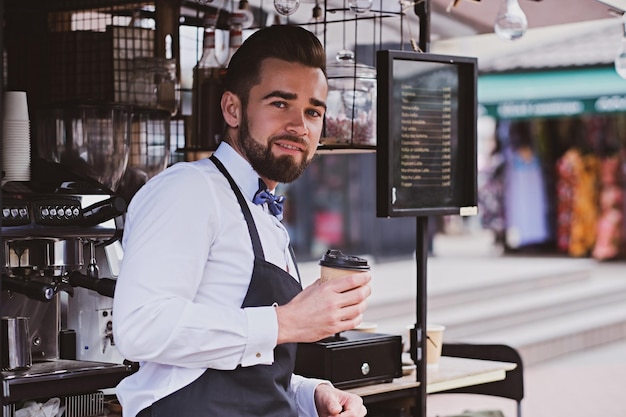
[2,360,132,404]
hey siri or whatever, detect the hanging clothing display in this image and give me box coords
[503,146,550,248]
[556,148,600,257]
[480,114,626,259]
[592,155,624,260]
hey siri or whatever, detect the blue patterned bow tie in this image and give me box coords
[253,179,285,220]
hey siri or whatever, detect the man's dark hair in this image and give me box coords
[224,25,327,106]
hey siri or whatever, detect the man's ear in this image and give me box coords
[221,91,241,128]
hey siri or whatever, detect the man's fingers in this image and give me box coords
[325,272,371,293]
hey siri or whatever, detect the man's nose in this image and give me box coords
[285,110,309,137]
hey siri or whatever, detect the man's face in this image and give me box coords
[237,58,327,184]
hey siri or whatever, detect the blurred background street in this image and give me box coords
[299,227,626,417]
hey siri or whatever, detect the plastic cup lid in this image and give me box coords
[319,249,370,270]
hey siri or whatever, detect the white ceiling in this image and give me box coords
[182,0,622,73]
[428,0,619,39]
[240,0,621,63]
[257,0,620,44]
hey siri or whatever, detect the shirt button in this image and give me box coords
[256,352,262,358]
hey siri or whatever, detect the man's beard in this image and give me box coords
[238,111,314,183]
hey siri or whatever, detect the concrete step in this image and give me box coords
[430,276,626,340]
[358,256,597,334]
[427,263,592,310]
[462,299,626,365]
[427,256,594,309]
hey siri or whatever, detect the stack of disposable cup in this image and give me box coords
[2,91,31,182]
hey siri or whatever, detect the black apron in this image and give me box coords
[142,156,302,417]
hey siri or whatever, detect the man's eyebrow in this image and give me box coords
[262,90,297,101]
[262,90,327,110]
[310,97,327,111]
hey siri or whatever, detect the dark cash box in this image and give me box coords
[295,330,403,389]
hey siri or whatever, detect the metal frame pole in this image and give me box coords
[414,0,431,53]
[414,216,429,417]
[413,4,431,416]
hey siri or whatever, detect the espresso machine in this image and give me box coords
[1,102,170,416]
[2,174,126,361]
[1,169,133,416]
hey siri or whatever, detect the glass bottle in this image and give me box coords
[192,14,225,150]
[226,13,245,67]
[157,58,180,116]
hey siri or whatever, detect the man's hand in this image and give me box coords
[314,383,366,417]
[275,272,372,344]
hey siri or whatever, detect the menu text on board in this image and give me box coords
[399,83,453,189]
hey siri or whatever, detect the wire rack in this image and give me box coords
[4,0,415,167]
[5,1,157,106]
[4,0,183,186]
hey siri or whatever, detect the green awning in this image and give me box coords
[478,66,626,119]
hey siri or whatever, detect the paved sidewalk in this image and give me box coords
[427,339,626,417]
[426,230,626,417]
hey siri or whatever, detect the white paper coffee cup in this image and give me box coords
[426,324,445,367]
[3,91,29,121]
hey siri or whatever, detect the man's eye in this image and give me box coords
[307,109,323,118]
[271,101,287,108]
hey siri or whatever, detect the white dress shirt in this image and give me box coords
[113,143,324,417]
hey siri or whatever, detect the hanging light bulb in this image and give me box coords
[237,0,254,29]
[615,14,626,79]
[274,0,300,16]
[494,0,528,41]
[196,0,227,7]
[348,0,373,14]
[308,2,324,36]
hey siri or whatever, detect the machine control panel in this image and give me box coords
[2,198,31,226]
[33,198,82,225]
[1,181,124,242]
[2,197,83,227]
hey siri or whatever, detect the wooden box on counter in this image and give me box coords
[295,331,403,389]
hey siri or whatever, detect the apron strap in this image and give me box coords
[288,245,301,285]
[210,155,301,283]
[210,155,265,260]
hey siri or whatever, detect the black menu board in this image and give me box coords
[376,51,478,218]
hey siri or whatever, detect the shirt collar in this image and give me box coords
[213,142,272,202]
